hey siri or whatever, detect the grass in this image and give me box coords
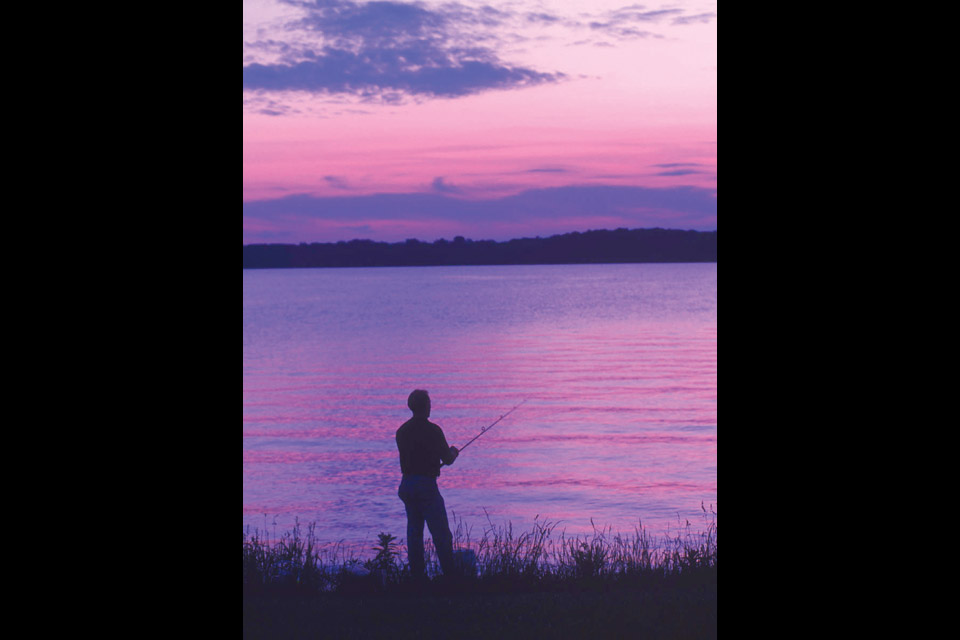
[243,507,716,639]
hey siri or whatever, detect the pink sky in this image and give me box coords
[243,0,717,243]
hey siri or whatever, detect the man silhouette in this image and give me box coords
[396,389,459,579]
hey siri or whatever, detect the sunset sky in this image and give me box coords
[243,0,717,244]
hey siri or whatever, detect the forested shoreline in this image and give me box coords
[243,227,717,269]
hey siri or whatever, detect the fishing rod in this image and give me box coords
[457,398,529,454]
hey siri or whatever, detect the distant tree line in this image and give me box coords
[242,227,717,269]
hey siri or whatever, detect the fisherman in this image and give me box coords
[396,389,459,579]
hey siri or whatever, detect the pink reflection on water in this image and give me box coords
[243,450,394,465]
[243,265,717,545]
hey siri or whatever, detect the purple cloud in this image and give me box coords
[244,0,564,101]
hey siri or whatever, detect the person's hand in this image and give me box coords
[450,446,459,460]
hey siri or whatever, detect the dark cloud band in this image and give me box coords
[243,184,717,239]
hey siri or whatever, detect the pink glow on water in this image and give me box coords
[243,264,716,544]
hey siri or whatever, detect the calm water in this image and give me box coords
[243,263,716,549]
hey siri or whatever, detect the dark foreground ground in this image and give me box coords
[243,574,716,639]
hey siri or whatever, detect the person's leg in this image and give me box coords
[423,482,456,576]
[399,478,426,578]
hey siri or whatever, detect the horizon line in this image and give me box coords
[242,225,717,248]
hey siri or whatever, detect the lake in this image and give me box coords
[243,263,716,550]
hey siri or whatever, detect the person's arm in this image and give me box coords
[442,445,459,466]
[438,427,459,466]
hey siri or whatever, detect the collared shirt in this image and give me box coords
[396,416,456,477]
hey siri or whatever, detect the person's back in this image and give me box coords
[396,415,455,477]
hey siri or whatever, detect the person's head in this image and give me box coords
[408,389,431,417]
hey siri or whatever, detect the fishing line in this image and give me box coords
[449,398,529,462]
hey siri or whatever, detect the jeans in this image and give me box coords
[398,475,455,577]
